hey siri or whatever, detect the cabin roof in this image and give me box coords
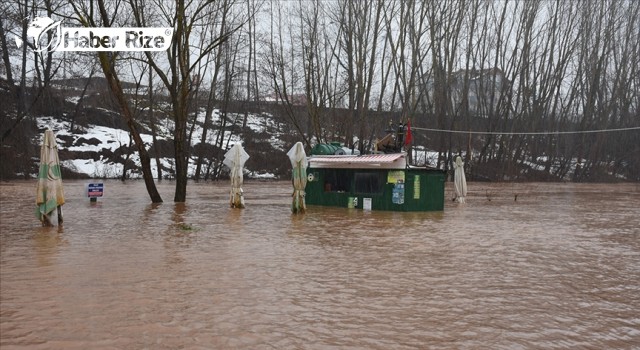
[308,153,406,169]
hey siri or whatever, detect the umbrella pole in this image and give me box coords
[57,205,63,224]
[41,214,53,227]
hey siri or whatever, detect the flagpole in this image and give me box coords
[404,119,413,165]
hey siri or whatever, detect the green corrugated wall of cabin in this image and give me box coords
[305,168,445,212]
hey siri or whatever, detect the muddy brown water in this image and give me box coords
[1,180,639,349]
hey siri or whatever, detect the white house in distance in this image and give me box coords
[421,67,509,117]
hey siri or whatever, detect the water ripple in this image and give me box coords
[1,180,639,349]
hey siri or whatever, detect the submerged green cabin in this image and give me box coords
[305,152,446,211]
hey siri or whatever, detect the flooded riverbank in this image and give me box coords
[1,180,639,349]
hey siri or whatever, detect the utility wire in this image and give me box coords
[411,126,640,136]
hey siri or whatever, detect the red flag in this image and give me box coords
[404,120,413,146]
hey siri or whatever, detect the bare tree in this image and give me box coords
[1,0,65,142]
[296,0,344,145]
[193,0,232,181]
[330,0,384,152]
[263,0,311,148]
[425,0,466,169]
[69,0,163,202]
[129,0,243,201]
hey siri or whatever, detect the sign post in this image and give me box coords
[87,183,104,202]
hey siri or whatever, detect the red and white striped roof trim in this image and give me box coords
[309,153,403,163]
[308,153,406,169]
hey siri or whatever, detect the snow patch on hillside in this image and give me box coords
[36,114,278,180]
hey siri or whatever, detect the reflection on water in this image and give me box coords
[33,228,66,268]
[1,180,639,349]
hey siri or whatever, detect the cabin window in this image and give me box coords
[355,172,385,195]
[323,169,350,192]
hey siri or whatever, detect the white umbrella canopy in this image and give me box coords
[453,155,467,203]
[36,130,65,226]
[287,142,307,214]
[223,143,250,208]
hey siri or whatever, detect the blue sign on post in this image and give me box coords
[87,183,104,201]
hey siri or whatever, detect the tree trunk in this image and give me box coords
[97,53,163,202]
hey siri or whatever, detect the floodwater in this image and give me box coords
[1,180,639,349]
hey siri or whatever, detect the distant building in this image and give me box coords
[422,67,509,115]
[51,77,144,94]
[263,93,307,106]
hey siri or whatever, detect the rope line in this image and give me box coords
[411,126,640,136]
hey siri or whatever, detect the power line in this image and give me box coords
[411,126,640,136]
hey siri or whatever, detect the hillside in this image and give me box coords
[0,78,300,180]
[1,77,637,182]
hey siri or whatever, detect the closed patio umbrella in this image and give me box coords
[453,155,467,203]
[287,142,307,214]
[223,143,249,208]
[36,129,65,226]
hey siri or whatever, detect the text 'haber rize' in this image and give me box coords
[64,30,166,49]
